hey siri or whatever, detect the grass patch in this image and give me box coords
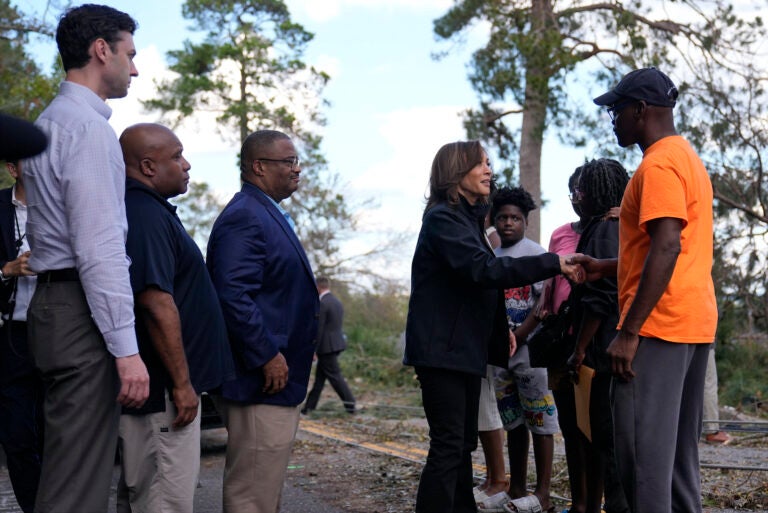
[716,336,768,416]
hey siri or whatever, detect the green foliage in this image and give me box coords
[335,285,416,393]
[173,181,226,253]
[675,24,768,336]
[143,0,328,145]
[144,0,367,277]
[0,167,13,189]
[433,0,757,240]
[716,338,768,415]
[0,1,59,184]
[0,0,60,119]
[282,132,356,278]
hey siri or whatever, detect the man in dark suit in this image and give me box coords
[303,276,355,414]
[0,160,43,513]
[207,129,318,513]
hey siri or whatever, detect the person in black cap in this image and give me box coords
[571,68,717,513]
[0,114,46,513]
[0,159,43,513]
[0,113,47,162]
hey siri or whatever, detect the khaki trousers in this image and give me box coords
[218,400,301,513]
[116,391,202,513]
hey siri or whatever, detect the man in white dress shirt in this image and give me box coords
[24,5,149,512]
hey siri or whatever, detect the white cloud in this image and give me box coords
[349,105,467,231]
[106,44,166,132]
[108,44,237,154]
[346,0,452,8]
[106,44,242,195]
[313,54,342,78]
[300,0,341,23]
[290,0,453,23]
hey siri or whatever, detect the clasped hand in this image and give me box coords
[3,251,36,278]
[565,254,612,282]
[559,253,586,284]
[262,352,289,394]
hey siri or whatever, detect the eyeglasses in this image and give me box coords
[568,189,583,202]
[606,100,636,121]
[256,156,301,171]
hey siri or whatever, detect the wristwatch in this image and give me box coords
[0,267,9,282]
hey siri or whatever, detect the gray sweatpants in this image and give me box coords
[611,337,710,513]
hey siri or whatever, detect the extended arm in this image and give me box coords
[569,255,618,281]
[513,309,540,344]
[532,278,553,320]
[425,208,583,287]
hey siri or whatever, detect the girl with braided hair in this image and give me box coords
[567,158,630,513]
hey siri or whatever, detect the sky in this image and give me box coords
[17,0,619,281]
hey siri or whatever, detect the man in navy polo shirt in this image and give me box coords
[117,123,235,512]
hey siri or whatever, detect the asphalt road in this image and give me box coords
[0,428,345,513]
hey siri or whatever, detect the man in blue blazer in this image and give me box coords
[207,129,318,513]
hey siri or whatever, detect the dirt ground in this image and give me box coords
[288,408,768,513]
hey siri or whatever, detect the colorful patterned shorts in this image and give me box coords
[494,344,559,434]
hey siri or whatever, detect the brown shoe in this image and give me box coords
[705,431,732,445]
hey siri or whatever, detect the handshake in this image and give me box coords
[560,253,617,283]
[559,254,615,284]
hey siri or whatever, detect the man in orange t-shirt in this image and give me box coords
[574,67,716,513]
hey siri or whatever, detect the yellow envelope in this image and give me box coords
[574,365,596,442]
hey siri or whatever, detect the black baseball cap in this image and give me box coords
[0,113,47,161]
[593,67,678,108]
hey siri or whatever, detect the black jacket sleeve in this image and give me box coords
[422,207,561,289]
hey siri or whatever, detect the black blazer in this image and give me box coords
[404,197,562,376]
[316,292,346,355]
[0,188,18,315]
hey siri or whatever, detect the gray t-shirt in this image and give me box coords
[494,237,546,329]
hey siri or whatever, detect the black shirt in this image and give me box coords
[124,178,235,414]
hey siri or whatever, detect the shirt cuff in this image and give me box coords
[103,325,139,358]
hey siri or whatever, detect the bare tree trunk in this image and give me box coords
[518,0,553,244]
[519,82,546,243]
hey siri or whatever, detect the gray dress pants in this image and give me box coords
[28,281,120,513]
